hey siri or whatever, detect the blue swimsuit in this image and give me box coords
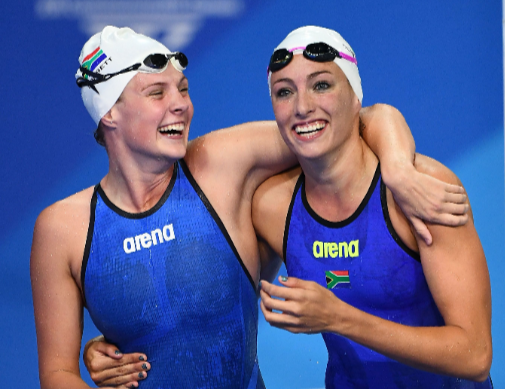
[82,160,264,389]
[284,165,492,389]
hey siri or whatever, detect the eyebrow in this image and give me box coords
[141,76,188,92]
[141,82,165,91]
[272,70,333,86]
[307,70,332,80]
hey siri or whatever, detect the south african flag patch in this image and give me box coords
[81,46,108,78]
[325,270,350,289]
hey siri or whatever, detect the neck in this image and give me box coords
[300,137,378,222]
[101,153,177,213]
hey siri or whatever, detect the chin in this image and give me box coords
[167,144,187,160]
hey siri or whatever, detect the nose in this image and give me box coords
[168,88,189,115]
[295,89,314,118]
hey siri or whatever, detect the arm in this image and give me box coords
[260,159,492,381]
[257,237,283,284]
[360,104,468,244]
[83,336,149,388]
[252,167,301,281]
[186,121,298,196]
[31,205,95,389]
[189,111,467,245]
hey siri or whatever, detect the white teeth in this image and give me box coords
[159,123,184,134]
[294,121,325,134]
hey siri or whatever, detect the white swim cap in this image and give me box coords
[76,26,186,125]
[268,26,363,102]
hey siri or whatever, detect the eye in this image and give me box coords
[149,89,164,97]
[179,81,189,95]
[314,81,330,91]
[275,88,292,98]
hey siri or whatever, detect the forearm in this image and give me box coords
[250,121,298,179]
[40,370,93,389]
[360,104,415,185]
[331,301,490,381]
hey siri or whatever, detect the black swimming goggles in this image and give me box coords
[268,42,357,73]
[76,52,188,94]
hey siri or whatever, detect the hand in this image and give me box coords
[260,276,340,334]
[83,335,150,388]
[384,164,468,245]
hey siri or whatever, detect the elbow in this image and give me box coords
[466,344,492,382]
[474,354,492,382]
[366,103,402,119]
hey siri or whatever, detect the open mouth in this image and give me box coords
[158,122,184,136]
[293,120,326,137]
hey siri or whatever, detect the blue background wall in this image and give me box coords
[0,0,502,387]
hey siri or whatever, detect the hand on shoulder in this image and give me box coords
[386,153,469,245]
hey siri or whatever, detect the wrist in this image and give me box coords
[326,296,352,335]
[380,158,415,188]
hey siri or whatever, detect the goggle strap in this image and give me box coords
[289,46,306,53]
[76,52,188,93]
[338,51,357,65]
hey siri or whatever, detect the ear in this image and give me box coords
[100,110,117,129]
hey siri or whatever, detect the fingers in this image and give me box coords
[83,337,122,367]
[436,201,469,217]
[88,353,150,387]
[419,202,469,225]
[410,217,432,246]
[260,299,301,329]
[98,366,149,388]
[443,183,466,195]
[432,213,470,227]
[278,275,306,288]
[442,192,467,206]
[260,295,318,334]
[115,381,142,389]
[98,342,124,359]
[260,279,301,301]
[259,288,299,315]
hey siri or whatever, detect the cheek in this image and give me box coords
[272,101,292,123]
[187,98,195,119]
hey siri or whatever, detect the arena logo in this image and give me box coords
[35,0,245,50]
[313,239,359,259]
[123,223,175,254]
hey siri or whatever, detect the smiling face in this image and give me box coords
[270,54,361,162]
[104,63,193,166]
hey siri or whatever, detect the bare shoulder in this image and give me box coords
[35,186,95,233]
[32,186,95,286]
[254,167,301,207]
[414,154,462,186]
[253,167,301,258]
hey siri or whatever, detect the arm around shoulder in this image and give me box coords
[187,121,297,190]
[361,104,468,243]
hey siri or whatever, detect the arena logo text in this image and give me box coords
[313,239,359,259]
[123,224,175,254]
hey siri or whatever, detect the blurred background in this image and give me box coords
[0,0,502,387]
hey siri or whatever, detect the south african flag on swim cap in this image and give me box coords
[81,46,108,77]
[325,270,350,289]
